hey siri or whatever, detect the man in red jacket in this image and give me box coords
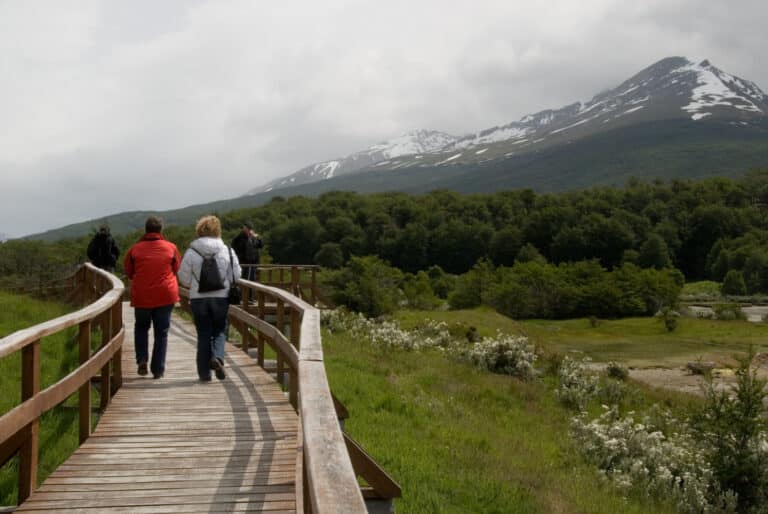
[124,216,181,379]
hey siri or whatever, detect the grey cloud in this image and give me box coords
[1,0,766,237]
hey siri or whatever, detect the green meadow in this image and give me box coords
[0,291,85,506]
[322,307,768,513]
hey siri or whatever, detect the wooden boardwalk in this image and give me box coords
[15,303,298,513]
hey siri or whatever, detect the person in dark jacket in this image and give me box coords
[87,225,120,271]
[124,216,181,379]
[231,222,262,282]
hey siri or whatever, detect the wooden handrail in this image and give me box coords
[0,264,125,505]
[179,268,368,513]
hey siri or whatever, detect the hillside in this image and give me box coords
[23,57,768,242]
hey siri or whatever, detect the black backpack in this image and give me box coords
[191,247,225,292]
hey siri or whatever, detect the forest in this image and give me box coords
[2,169,768,318]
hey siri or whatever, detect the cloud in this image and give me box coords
[0,0,766,237]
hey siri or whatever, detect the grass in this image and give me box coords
[682,280,722,297]
[323,319,682,513]
[0,290,99,506]
[395,306,768,368]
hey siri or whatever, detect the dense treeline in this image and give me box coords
[2,170,767,314]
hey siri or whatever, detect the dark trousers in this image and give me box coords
[134,304,174,376]
[241,265,256,300]
[190,297,229,380]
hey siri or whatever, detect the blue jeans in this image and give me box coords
[134,304,174,376]
[190,297,229,380]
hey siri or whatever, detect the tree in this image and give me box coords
[268,217,323,264]
[637,233,671,269]
[325,256,403,317]
[314,243,344,269]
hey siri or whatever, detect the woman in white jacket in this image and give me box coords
[178,215,241,381]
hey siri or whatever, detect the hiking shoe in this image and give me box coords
[210,357,226,380]
[137,362,148,376]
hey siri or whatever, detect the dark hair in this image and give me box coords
[145,216,163,234]
[243,221,253,230]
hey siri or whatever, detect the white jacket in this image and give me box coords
[178,237,242,299]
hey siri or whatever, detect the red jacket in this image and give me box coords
[124,233,181,308]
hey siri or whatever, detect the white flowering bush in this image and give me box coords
[571,406,737,513]
[467,332,537,380]
[556,356,599,410]
[320,308,456,351]
[320,308,538,378]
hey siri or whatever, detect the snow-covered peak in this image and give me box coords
[674,58,765,119]
[365,129,458,158]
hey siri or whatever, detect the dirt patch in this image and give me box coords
[626,354,768,396]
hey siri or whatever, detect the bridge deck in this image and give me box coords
[16,303,298,513]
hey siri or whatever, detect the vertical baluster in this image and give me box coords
[99,308,112,411]
[18,339,40,503]
[289,308,300,409]
[291,267,300,298]
[257,291,266,368]
[79,320,92,444]
[311,267,317,305]
[111,301,123,392]
[276,299,285,387]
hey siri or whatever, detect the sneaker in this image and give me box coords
[199,376,212,383]
[152,373,163,379]
[137,362,148,376]
[210,357,226,380]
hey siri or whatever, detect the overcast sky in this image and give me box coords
[1,0,766,238]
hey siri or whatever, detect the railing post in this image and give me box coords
[291,267,300,297]
[311,268,317,305]
[111,301,123,392]
[276,299,285,387]
[257,291,266,368]
[289,309,300,409]
[18,339,40,503]
[79,320,92,444]
[99,307,112,412]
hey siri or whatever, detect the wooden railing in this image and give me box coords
[246,264,323,305]
[0,264,125,505]
[179,274,400,513]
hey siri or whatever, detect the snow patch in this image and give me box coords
[435,153,462,165]
[475,148,488,155]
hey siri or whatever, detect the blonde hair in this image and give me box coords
[195,215,222,238]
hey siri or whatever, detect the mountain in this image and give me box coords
[251,130,457,193]
[25,56,768,242]
[255,56,767,190]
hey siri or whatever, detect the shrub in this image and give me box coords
[571,406,736,513]
[692,349,768,512]
[712,303,746,321]
[605,362,629,381]
[556,356,598,410]
[468,332,537,380]
[721,270,747,296]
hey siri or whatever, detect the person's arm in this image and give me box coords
[177,249,193,288]
[171,245,181,274]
